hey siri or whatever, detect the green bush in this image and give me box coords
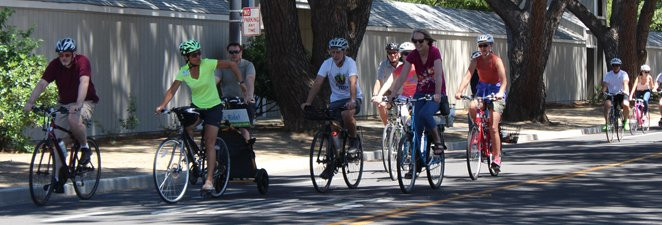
[0,8,56,152]
[242,35,274,100]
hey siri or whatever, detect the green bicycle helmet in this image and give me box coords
[179,40,201,56]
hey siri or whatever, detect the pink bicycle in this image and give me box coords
[629,98,650,134]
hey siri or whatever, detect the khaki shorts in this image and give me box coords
[490,98,506,114]
[55,101,95,140]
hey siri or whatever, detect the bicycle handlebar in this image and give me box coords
[32,106,69,115]
[460,94,498,101]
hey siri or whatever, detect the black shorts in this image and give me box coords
[191,103,224,128]
[329,98,362,119]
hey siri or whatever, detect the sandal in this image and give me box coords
[201,182,214,191]
[433,143,445,155]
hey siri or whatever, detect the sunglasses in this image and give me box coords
[612,64,621,67]
[478,44,489,48]
[228,50,241,55]
[411,38,425,44]
[188,51,201,57]
[401,51,410,56]
[58,52,73,58]
[387,51,399,55]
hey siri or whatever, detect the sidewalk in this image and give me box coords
[0,104,659,206]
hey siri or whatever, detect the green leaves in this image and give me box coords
[0,7,53,152]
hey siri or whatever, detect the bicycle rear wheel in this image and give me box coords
[642,113,650,133]
[310,131,333,193]
[426,126,445,189]
[396,134,416,193]
[342,133,364,189]
[73,138,101,200]
[381,124,393,172]
[466,127,481,180]
[153,138,190,203]
[210,137,230,198]
[387,125,402,181]
[29,140,55,206]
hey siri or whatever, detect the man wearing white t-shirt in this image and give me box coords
[301,37,363,159]
[602,58,630,128]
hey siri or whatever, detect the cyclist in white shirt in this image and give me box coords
[301,37,363,155]
[602,58,630,129]
[373,43,402,125]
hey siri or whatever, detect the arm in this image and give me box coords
[72,76,90,111]
[24,79,50,112]
[217,60,246,94]
[301,76,326,110]
[455,60,477,99]
[155,80,182,113]
[245,74,256,103]
[372,72,395,103]
[372,80,382,96]
[346,75,358,109]
[495,57,508,99]
[433,59,443,103]
[629,77,639,100]
[623,77,630,96]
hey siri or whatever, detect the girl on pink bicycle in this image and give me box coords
[454,34,508,172]
[629,65,654,118]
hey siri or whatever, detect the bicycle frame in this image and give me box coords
[37,107,78,171]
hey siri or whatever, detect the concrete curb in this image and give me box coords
[0,174,152,207]
[0,124,607,207]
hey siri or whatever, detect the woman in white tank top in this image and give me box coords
[629,65,654,115]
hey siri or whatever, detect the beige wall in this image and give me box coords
[7,7,230,137]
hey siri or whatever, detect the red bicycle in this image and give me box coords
[461,95,501,180]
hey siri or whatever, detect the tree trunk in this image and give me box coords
[568,0,658,83]
[487,0,570,123]
[261,0,316,131]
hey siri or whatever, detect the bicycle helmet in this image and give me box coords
[179,40,201,56]
[55,38,76,52]
[471,51,482,59]
[328,38,349,50]
[398,42,415,52]
[610,58,622,65]
[476,34,494,44]
[640,64,651,72]
[385,42,399,51]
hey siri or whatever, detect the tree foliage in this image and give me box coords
[395,0,491,11]
[242,35,275,100]
[0,8,56,152]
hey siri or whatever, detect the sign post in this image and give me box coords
[242,7,261,36]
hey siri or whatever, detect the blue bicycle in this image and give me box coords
[396,95,446,193]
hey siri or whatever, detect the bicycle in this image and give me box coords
[461,95,502,180]
[396,95,446,193]
[305,106,364,193]
[604,92,626,143]
[629,98,649,134]
[29,106,101,206]
[380,97,407,181]
[153,107,230,203]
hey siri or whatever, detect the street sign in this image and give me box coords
[242,7,261,36]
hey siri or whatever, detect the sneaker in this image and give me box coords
[79,147,92,165]
[347,137,359,154]
[623,120,630,131]
[52,178,65,193]
[602,125,608,131]
[491,157,502,173]
[404,171,415,179]
[320,166,335,180]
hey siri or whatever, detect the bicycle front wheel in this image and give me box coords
[396,135,416,193]
[153,138,190,203]
[210,137,230,198]
[73,138,101,200]
[466,127,481,180]
[381,124,393,172]
[310,131,332,193]
[616,111,624,141]
[387,125,402,181]
[342,133,364,189]
[629,110,638,135]
[29,140,55,206]
[426,126,445,189]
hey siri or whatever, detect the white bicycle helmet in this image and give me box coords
[610,58,622,65]
[55,38,76,52]
[398,42,415,52]
[471,51,482,59]
[640,64,651,71]
[328,38,349,50]
[476,34,494,44]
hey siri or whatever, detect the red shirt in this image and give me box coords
[392,64,417,97]
[476,53,501,84]
[42,55,99,104]
[406,45,446,95]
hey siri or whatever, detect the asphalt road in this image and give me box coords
[1,130,661,224]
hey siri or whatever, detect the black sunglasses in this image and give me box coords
[411,38,425,44]
[228,50,241,54]
[478,44,489,48]
[187,51,201,57]
[401,51,410,56]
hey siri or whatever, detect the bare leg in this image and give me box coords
[68,113,88,146]
[342,110,357,138]
[488,110,502,160]
[604,100,612,124]
[203,124,219,187]
[376,103,388,125]
[240,128,250,142]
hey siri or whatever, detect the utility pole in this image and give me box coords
[229,0,242,44]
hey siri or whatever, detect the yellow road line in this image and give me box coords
[329,151,662,225]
